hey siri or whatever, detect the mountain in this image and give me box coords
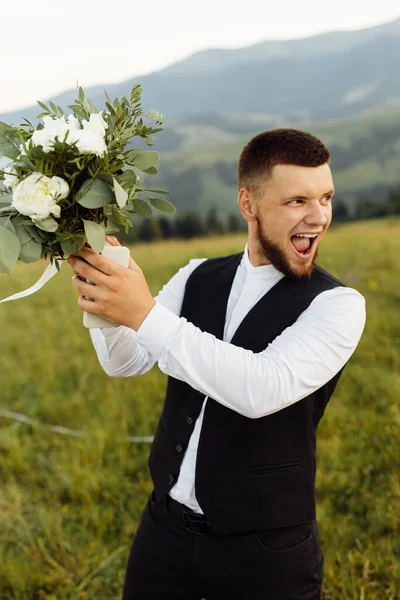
[1,19,400,219]
[147,110,400,219]
[1,18,400,126]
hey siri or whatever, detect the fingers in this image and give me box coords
[68,254,111,284]
[106,235,121,247]
[72,273,102,301]
[77,293,104,314]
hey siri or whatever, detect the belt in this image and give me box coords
[167,496,216,536]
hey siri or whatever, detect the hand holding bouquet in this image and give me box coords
[0,84,173,274]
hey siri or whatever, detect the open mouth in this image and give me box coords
[290,233,319,259]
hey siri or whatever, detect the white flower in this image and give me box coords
[82,112,108,138]
[12,172,69,230]
[75,129,107,157]
[31,116,71,152]
[31,112,108,157]
[0,156,19,189]
[66,114,81,133]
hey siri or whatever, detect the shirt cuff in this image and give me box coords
[135,302,182,356]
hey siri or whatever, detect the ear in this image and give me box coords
[238,188,257,222]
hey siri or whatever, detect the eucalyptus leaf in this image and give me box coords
[0,122,21,159]
[18,238,43,263]
[0,216,16,233]
[60,237,85,256]
[0,205,13,214]
[119,170,137,184]
[132,151,160,172]
[0,225,21,273]
[149,198,176,214]
[96,172,114,186]
[104,220,121,234]
[143,188,171,195]
[83,220,106,252]
[77,178,114,208]
[111,207,127,225]
[124,149,141,163]
[0,193,13,214]
[0,193,13,205]
[141,166,159,175]
[12,216,33,245]
[113,178,128,208]
[133,199,152,218]
[23,224,48,243]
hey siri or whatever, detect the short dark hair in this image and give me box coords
[238,128,330,195]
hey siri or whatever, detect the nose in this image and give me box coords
[304,201,329,227]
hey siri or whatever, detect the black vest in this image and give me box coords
[149,252,345,534]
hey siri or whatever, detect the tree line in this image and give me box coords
[119,185,400,244]
[334,184,400,222]
[119,208,247,244]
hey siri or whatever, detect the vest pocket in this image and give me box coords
[246,461,300,476]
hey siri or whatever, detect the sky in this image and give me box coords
[1,0,399,113]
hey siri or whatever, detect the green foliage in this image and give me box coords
[77,179,115,209]
[0,121,23,159]
[0,219,399,599]
[0,85,171,272]
[0,224,21,272]
[83,220,106,253]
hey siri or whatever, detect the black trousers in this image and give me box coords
[122,492,324,600]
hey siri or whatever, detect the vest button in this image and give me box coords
[186,417,193,425]
[176,443,183,453]
[168,473,175,484]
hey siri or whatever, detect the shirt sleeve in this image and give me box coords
[89,258,207,376]
[135,286,366,418]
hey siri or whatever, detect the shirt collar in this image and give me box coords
[241,243,285,280]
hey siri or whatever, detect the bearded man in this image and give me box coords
[68,129,366,600]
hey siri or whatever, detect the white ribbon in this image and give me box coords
[0,261,60,304]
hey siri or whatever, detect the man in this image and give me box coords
[68,129,366,599]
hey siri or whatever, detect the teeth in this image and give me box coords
[295,234,318,238]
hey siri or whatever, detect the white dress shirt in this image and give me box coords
[90,244,366,514]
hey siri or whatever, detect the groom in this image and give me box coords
[68,129,366,599]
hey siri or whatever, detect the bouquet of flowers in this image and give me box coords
[0,84,174,274]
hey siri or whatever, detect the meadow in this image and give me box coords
[0,218,399,599]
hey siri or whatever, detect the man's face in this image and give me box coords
[249,163,334,280]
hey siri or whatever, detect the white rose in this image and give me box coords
[0,156,19,189]
[82,112,108,138]
[12,172,69,228]
[75,129,107,157]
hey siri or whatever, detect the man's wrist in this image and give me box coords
[129,299,157,331]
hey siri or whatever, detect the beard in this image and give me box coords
[256,217,318,281]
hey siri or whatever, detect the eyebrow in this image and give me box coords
[283,189,335,201]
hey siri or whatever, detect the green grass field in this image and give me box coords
[0,219,399,599]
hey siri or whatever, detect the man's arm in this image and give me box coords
[68,247,365,417]
[134,286,366,418]
[87,257,206,376]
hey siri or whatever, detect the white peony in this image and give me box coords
[12,172,69,231]
[0,156,19,189]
